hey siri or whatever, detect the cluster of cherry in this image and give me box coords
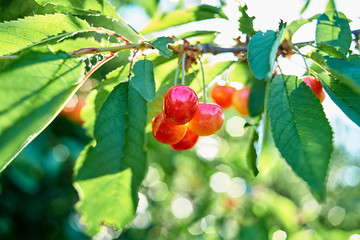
[151,85,224,151]
[211,83,251,116]
[210,75,325,117]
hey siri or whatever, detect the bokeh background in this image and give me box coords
[0,0,360,239]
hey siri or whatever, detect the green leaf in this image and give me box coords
[300,0,311,14]
[244,127,259,178]
[249,79,266,117]
[150,37,174,58]
[319,73,360,127]
[315,11,351,57]
[34,0,120,19]
[140,5,228,34]
[74,81,147,236]
[325,0,336,11]
[83,15,140,43]
[316,42,346,59]
[0,13,91,56]
[176,30,218,44]
[82,63,130,136]
[238,4,257,37]
[325,57,360,94]
[247,30,276,80]
[0,50,85,171]
[282,14,320,41]
[267,75,333,201]
[131,59,156,101]
[248,22,285,80]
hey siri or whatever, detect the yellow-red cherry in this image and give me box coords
[187,103,224,136]
[152,112,186,145]
[301,76,325,103]
[163,85,199,125]
[232,86,250,116]
[211,83,236,109]
[171,128,199,151]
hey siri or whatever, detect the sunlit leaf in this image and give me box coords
[316,11,351,57]
[0,14,90,56]
[140,5,227,34]
[0,50,85,171]
[34,0,120,19]
[267,75,333,201]
[74,81,147,235]
[238,4,257,37]
[325,0,336,11]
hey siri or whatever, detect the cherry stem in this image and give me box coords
[174,54,181,85]
[197,53,207,103]
[181,52,186,85]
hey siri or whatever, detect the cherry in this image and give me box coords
[163,85,199,125]
[301,76,325,103]
[187,103,224,136]
[152,112,186,145]
[232,86,250,116]
[171,128,199,151]
[60,96,85,124]
[211,83,236,109]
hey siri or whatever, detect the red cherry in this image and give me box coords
[163,85,199,125]
[187,103,224,136]
[171,128,199,151]
[232,87,250,116]
[152,112,186,145]
[211,83,236,109]
[301,76,325,103]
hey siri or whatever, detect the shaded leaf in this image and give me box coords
[238,4,257,37]
[248,31,276,79]
[150,37,174,58]
[267,75,333,201]
[315,11,351,57]
[82,63,130,136]
[140,5,227,34]
[35,0,120,19]
[248,22,285,80]
[0,14,90,56]
[0,50,85,171]
[244,127,259,178]
[249,79,266,117]
[131,59,156,101]
[74,81,147,235]
[319,73,360,127]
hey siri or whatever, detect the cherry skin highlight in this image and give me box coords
[152,112,186,145]
[187,103,224,136]
[163,85,199,125]
[232,86,250,116]
[301,76,325,103]
[211,83,236,109]
[171,128,199,151]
